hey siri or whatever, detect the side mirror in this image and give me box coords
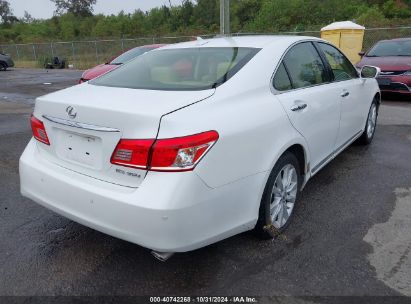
[360,65,380,79]
[358,51,365,57]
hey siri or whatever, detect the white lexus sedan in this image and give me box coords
[20,36,380,261]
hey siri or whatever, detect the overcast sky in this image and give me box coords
[9,0,184,19]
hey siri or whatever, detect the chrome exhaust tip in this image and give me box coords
[151,251,174,262]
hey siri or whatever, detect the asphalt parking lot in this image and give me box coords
[0,68,410,299]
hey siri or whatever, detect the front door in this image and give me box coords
[315,42,365,149]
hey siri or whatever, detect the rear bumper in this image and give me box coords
[20,139,261,252]
[7,60,14,67]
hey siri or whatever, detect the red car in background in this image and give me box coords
[357,38,411,97]
[79,44,165,83]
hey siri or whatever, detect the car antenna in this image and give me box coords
[195,36,209,46]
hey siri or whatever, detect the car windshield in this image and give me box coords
[110,47,154,65]
[367,40,411,57]
[91,47,260,91]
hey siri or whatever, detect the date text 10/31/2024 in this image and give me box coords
[149,297,258,303]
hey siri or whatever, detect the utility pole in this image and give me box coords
[220,0,230,36]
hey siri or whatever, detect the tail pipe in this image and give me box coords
[151,251,174,262]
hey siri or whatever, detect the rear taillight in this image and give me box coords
[110,131,219,172]
[30,114,50,145]
[111,139,154,169]
[150,131,219,171]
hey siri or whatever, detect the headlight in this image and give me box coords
[403,71,411,76]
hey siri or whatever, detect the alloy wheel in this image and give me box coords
[270,164,298,228]
[367,103,377,139]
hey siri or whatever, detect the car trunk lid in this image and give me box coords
[33,83,215,187]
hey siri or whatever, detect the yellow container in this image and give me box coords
[321,21,365,64]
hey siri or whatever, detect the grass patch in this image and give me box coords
[14,60,40,68]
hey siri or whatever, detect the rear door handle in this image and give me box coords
[291,104,307,111]
[341,90,350,97]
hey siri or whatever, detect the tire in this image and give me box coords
[357,98,379,145]
[255,152,302,239]
[0,62,7,71]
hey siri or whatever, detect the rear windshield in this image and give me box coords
[110,47,155,65]
[91,47,260,91]
[367,40,411,57]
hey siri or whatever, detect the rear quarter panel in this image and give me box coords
[159,89,307,190]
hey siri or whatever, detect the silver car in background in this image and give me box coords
[0,53,14,71]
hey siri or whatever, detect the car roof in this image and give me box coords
[161,35,322,49]
[377,37,411,43]
[139,43,167,48]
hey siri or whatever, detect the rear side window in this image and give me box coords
[273,62,292,91]
[283,42,328,89]
[91,47,260,91]
[317,43,358,81]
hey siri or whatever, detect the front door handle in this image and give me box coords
[291,104,307,112]
[341,90,350,97]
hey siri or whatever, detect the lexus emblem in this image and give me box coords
[66,106,77,119]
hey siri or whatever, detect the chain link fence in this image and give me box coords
[362,26,411,50]
[1,27,410,70]
[0,35,215,70]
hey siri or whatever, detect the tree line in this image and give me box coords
[1,0,411,44]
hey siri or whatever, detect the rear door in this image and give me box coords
[315,42,365,149]
[274,42,342,173]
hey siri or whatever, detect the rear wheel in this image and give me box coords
[255,152,302,238]
[0,62,7,71]
[358,99,378,145]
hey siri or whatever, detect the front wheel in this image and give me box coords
[358,99,379,145]
[0,62,7,71]
[255,152,302,238]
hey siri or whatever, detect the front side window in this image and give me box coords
[91,47,260,91]
[283,42,328,89]
[317,43,358,81]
